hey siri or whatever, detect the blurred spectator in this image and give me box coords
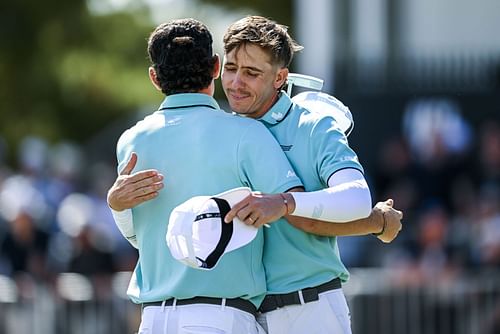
[402,98,473,211]
[68,224,116,277]
[475,184,500,266]
[403,98,472,164]
[0,211,49,278]
[476,120,500,184]
[0,176,51,280]
[84,161,138,271]
[364,100,500,294]
[372,135,419,215]
[0,174,51,279]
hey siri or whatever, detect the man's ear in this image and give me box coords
[274,67,289,90]
[149,67,162,91]
[213,54,221,80]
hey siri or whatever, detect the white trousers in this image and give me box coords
[257,289,352,334]
[138,303,266,334]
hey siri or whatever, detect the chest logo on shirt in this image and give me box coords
[165,116,181,126]
[271,112,284,120]
[280,145,293,151]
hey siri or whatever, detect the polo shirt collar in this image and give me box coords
[158,93,220,111]
[258,92,293,125]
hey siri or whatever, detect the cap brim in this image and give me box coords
[212,187,252,207]
[212,187,258,252]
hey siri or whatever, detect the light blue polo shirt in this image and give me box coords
[258,92,364,294]
[116,93,302,306]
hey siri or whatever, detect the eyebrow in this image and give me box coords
[224,61,264,73]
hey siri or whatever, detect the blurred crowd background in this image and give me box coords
[1,0,499,333]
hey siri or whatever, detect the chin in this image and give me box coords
[232,109,247,115]
[229,104,246,115]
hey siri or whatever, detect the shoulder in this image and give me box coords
[213,110,270,135]
[213,109,260,125]
[117,113,163,150]
[292,92,352,135]
[293,103,342,136]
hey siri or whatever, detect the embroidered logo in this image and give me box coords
[271,112,284,120]
[280,145,293,151]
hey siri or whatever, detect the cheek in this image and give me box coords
[256,86,273,101]
[220,73,228,83]
[221,77,231,92]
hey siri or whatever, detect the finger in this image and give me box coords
[137,182,164,197]
[133,173,164,189]
[135,191,160,203]
[388,209,403,220]
[236,206,254,224]
[120,152,138,175]
[254,217,268,228]
[246,216,257,226]
[224,196,251,223]
[386,198,394,207]
[134,182,162,197]
[128,170,162,184]
[379,232,395,243]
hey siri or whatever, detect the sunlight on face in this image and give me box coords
[222,44,287,119]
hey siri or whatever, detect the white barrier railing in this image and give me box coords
[344,268,500,334]
[1,269,499,334]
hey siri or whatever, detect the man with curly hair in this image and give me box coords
[111,18,303,333]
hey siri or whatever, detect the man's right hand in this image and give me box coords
[372,199,403,243]
[107,152,164,211]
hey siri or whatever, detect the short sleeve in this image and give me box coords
[310,116,364,185]
[238,121,302,193]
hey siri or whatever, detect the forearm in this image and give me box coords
[286,211,382,237]
[289,168,372,223]
[111,208,138,249]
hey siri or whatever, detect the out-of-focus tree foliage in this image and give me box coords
[0,1,157,165]
[0,0,294,165]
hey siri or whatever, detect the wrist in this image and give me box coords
[372,212,387,236]
[108,201,124,212]
[279,193,295,215]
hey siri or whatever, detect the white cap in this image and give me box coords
[292,91,354,137]
[166,187,256,270]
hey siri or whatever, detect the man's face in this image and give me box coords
[221,43,287,119]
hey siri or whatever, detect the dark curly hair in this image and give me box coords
[147,18,217,95]
[223,16,303,68]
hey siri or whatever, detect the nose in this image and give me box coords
[231,71,245,89]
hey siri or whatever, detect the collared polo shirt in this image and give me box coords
[116,93,302,306]
[258,92,364,294]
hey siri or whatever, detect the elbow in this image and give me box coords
[339,182,372,222]
[356,184,372,219]
[359,196,372,219]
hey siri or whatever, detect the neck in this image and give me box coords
[198,80,215,96]
[254,90,279,119]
